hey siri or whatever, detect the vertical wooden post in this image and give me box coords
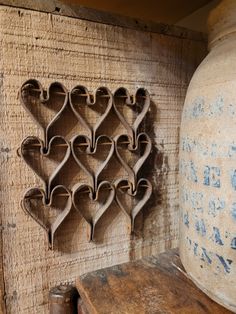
[49,285,79,314]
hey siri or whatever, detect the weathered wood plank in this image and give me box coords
[0,0,206,41]
[0,70,7,314]
[0,232,6,314]
[77,249,233,314]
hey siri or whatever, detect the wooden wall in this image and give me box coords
[0,4,206,313]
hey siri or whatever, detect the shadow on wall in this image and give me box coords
[128,99,173,260]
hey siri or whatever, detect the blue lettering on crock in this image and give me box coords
[190,161,198,183]
[186,236,192,249]
[192,97,205,118]
[180,160,198,183]
[181,189,189,203]
[212,227,224,246]
[203,166,210,186]
[209,96,224,116]
[181,161,186,176]
[231,203,236,220]
[231,238,236,250]
[229,103,236,115]
[181,136,236,158]
[225,231,230,239]
[191,192,203,212]
[193,242,198,256]
[195,219,206,237]
[211,143,217,157]
[183,212,189,228]
[216,255,232,274]
[211,167,221,187]
[200,142,208,156]
[228,143,236,157]
[180,160,188,177]
[201,247,212,264]
[183,97,236,120]
[231,170,236,190]
[185,237,233,273]
[203,166,221,188]
[208,198,225,217]
[181,137,193,152]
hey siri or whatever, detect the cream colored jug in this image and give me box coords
[179,0,236,312]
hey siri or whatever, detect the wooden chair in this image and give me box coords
[76,249,232,314]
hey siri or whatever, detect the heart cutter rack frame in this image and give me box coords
[19,80,153,249]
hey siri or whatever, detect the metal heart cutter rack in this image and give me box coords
[19,79,153,249]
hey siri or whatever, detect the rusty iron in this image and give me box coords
[115,178,152,233]
[20,135,71,198]
[69,85,113,149]
[113,87,150,147]
[19,80,152,248]
[49,285,79,314]
[21,185,72,249]
[115,132,152,188]
[71,134,114,191]
[72,181,115,242]
[20,79,68,148]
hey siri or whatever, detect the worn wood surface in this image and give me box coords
[0,4,206,313]
[59,0,212,25]
[0,65,6,314]
[0,0,207,41]
[0,231,6,314]
[77,249,233,314]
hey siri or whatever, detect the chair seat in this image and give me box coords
[76,249,233,314]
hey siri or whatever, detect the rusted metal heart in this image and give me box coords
[72,181,115,241]
[115,178,152,233]
[69,86,113,149]
[21,185,72,249]
[115,132,152,187]
[113,88,150,146]
[71,134,114,191]
[21,136,71,197]
[20,79,68,147]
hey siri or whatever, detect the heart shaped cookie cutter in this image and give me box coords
[71,134,114,191]
[69,85,113,149]
[72,181,115,241]
[113,87,150,147]
[21,185,72,249]
[115,132,152,189]
[115,178,152,233]
[20,135,71,199]
[20,79,68,148]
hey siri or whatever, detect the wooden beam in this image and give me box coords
[0,0,206,41]
[60,0,212,24]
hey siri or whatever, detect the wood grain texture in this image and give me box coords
[0,67,6,314]
[0,5,206,313]
[0,230,6,314]
[77,249,233,314]
[0,0,207,41]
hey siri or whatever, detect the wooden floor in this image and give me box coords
[76,249,233,314]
